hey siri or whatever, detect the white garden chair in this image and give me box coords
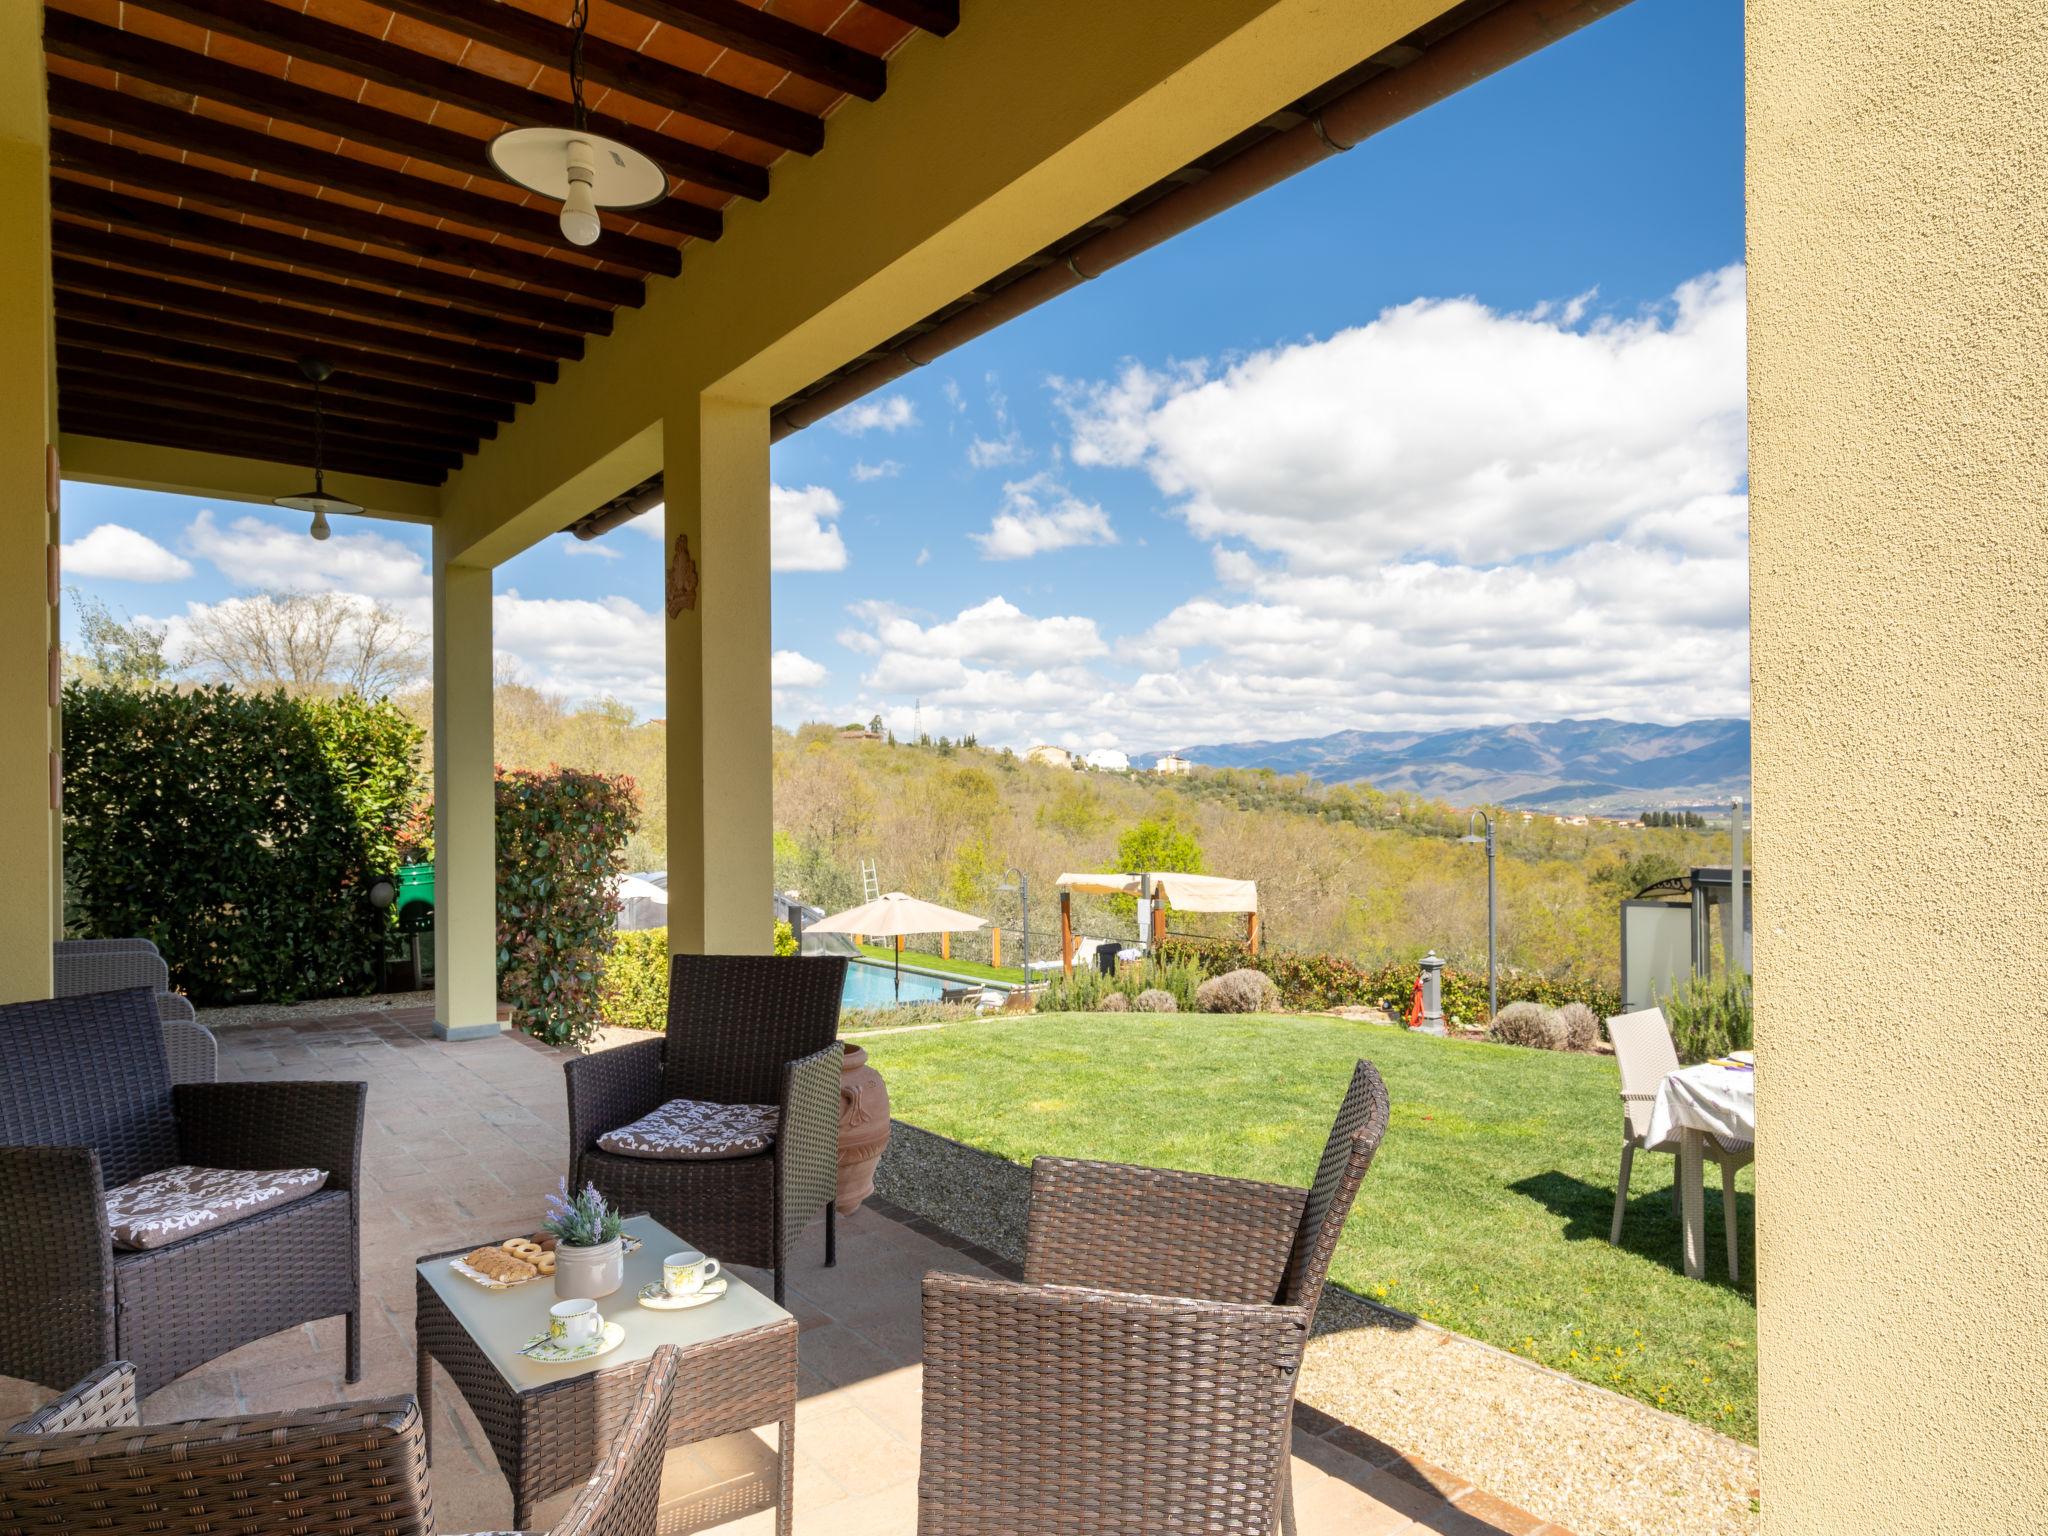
[1608,1005,1752,1279]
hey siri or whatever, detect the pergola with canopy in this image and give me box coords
[1053,871,1260,978]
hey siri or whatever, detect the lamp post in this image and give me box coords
[997,868,1030,986]
[1459,810,1498,1021]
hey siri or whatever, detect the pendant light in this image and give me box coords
[273,356,359,539]
[488,0,669,248]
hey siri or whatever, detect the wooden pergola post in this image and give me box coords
[1059,891,1074,980]
[1151,899,1168,949]
[1247,910,1261,956]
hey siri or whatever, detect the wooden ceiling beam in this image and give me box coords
[58,386,466,470]
[57,318,518,424]
[857,0,959,37]
[59,367,479,455]
[53,179,612,336]
[58,413,448,486]
[55,348,498,440]
[374,0,823,153]
[51,221,583,361]
[61,387,468,473]
[42,11,762,222]
[53,256,555,385]
[46,76,693,273]
[602,0,886,101]
[50,130,645,309]
[54,289,534,407]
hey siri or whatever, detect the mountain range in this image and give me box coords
[1150,717,1750,812]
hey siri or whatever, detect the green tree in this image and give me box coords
[1114,814,1204,877]
[64,590,172,689]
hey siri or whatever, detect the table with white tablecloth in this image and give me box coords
[1648,1060,1756,1279]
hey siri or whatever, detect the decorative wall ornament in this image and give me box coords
[666,532,699,617]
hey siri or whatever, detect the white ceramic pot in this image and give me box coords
[553,1236,623,1299]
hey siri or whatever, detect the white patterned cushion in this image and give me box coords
[597,1098,779,1161]
[104,1165,329,1251]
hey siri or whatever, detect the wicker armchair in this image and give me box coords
[567,954,847,1304]
[0,989,365,1397]
[0,1348,679,1535]
[919,1059,1390,1536]
[51,939,216,1082]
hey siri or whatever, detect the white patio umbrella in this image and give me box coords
[807,891,987,999]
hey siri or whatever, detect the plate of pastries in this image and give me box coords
[451,1232,643,1288]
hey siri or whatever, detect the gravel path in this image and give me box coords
[1299,1304,1758,1536]
[196,990,435,1031]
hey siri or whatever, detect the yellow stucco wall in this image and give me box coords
[1748,1,2048,1529]
[0,12,56,1001]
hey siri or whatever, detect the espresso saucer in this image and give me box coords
[636,1277,728,1311]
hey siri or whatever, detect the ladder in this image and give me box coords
[860,858,881,903]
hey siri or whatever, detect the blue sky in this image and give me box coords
[60,0,1745,753]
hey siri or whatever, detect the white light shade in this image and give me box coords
[275,487,361,519]
[489,128,669,247]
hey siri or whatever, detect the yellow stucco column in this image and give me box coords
[664,395,773,955]
[0,9,57,1003]
[1749,2,2048,1531]
[431,536,501,1038]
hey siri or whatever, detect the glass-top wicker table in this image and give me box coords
[416,1213,796,1532]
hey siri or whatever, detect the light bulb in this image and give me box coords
[560,141,601,246]
[310,509,332,541]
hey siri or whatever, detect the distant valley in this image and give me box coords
[1146,717,1750,813]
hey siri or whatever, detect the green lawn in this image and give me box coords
[859,1011,1756,1441]
[855,942,1024,985]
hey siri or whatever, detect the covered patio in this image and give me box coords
[0,1006,1574,1536]
[1,1,2040,1534]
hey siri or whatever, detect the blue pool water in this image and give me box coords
[841,959,951,1009]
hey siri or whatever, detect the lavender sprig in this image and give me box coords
[542,1177,623,1247]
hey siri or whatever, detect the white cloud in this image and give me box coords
[851,459,902,481]
[1059,266,1747,571]
[62,523,193,582]
[772,650,828,689]
[968,432,1028,469]
[828,395,918,436]
[970,473,1117,560]
[559,535,622,560]
[793,269,1750,747]
[770,484,849,572]
[184,509,430,607]
[492,591,665,714]
[915,547,931,567]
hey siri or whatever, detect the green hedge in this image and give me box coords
[495,767,638,1046]
[1155,938,1621,1027]
[599,921,798,1033]
[62,684,423,1005]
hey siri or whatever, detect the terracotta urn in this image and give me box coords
[837,1044,891,1216]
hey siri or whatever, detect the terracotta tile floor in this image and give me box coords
[0,1008,1571,1535]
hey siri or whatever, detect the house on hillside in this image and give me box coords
[1154,752,1192,775]
[1083,748,1130,772]
[1025,744,1074,769]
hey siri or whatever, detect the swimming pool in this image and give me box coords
[841,959,951,1009]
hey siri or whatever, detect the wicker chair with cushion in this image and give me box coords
[0,989,365,1397]
[567,954,847,1305]
[918,1058,1391,1536]
[0,1348,679,1536]
[1608,1005,1753,1279]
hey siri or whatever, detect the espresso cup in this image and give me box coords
[662,1249,722,1297]
[549,1297,601,1346]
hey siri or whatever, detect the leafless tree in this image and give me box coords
[182,590,427,698]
